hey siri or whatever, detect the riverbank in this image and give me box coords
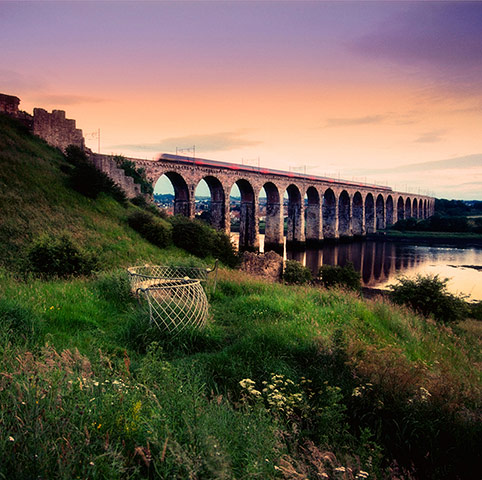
[373,230,482,247]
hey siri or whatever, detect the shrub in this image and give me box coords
[114,155,153,195]
[283,260,312,284]
[170,216,238,267]
[389,274,468,323]
[318,262,361,291]
[65,145,127,205]
[127,210,172,248]
[27,233,98,277]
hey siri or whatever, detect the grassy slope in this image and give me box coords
[0,114,481,479]
[0,114,189,270]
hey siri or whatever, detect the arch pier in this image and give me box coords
[133,154,435,252]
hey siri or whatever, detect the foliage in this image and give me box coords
[65,146,127,205]
[0,299,40,346]
[169,215,239,267]
[27,233,98,278]
[114,155,153,195]
[127,210,172,249]
[389,274,468,323]
[318,262,361,291]
[283,260,312,284]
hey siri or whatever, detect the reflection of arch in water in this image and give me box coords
[232,179,257,251]
[322,242,337,266]
[373,241,384,281]
[386,195,394,227]
[349,241,363,272]
[376,194,385,230]
[261,182,283,252]
[286,184,304,244]
[305,186,321,243]
[323,189,337,238]
[352,192,364,236]
[365,193,375,233]
[305,248,321,276]
[338,190,351,237]
[383,242,395,280]
[362,241,375,285]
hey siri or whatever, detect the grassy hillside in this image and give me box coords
[0,114,187,270]
[0,114,480,479]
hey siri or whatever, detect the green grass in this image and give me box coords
[0,113,481,479]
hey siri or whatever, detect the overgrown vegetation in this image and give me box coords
[283,259,312,284]
[318,262,361,291]
[169,215,239,268]
[1,113,481,479]
[27,232,98,278]
[127,210,172,249]
[389,274,468,323]
[0,270,480,479]
[115,155,154,195]
[65,146,127,205]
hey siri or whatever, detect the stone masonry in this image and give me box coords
[33,108,84,152]
[0,93,20,116]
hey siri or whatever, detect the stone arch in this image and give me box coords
[352,191,364,236]
[322,188,337,238]
[423,199,427,218]
[161,171,191,217]
[286,184,304,244]
[419,199,423,218]
[405,197,412,218]
[376,194,385,230]
[386,195,394,227]
[196,175,225,230]
[365,193,375,233]
[412,198,418,219]
[338,190,351,237]
[261,181,283,252]
[232,179,257,251]
[305,186,321,243]
[397,196,405,221]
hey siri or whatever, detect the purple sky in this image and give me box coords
[1,1,482,199]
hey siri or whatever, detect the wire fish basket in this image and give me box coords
[127,263,216,335]
[137,278,209,335]
[127,263,217,292]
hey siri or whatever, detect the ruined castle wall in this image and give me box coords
[33,108,84,151]
[0,93,20,116]
[91,153,142,199]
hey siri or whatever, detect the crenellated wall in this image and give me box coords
[33,108,84,152]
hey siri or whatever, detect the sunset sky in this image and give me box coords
[1,1,482,199]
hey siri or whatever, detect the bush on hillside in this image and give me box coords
[65,145,127,205]
[27,233,98,278]
[114,155,153,195]
[318,262,361,291]
[283,260,312,285]
[169,215,238,267]
[127,211,172,249]
[389,274,468,323]
[131,195,168,219]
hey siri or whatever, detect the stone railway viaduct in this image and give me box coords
[128,154,434,251]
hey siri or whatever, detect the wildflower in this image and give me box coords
[89,461,95,466]
[8,436,14,442]
[49,306,54,310]
[334,466,346,473]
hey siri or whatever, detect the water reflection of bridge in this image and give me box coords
[288,240,424,287]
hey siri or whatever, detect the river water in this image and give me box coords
[233,234,482,301]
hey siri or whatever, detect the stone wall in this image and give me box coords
[90,154,142,199]
[33,108,84,152]
[0,93,20,116]
[240,251,284,282]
